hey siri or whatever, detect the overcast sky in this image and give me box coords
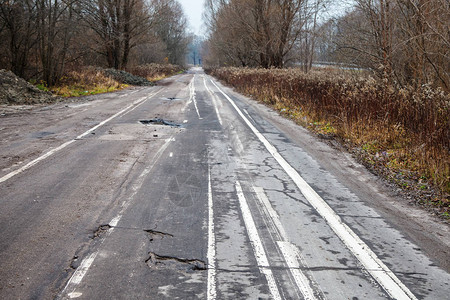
[176,0,355,37]
[178,0,205,36]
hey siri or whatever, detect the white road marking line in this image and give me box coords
[109,215,122,227]
[235,181,282,300]
[212,79,418,300]
[189,76,202,119]
[277,242,318,300]
[207,165,217,300]
[120,89,163,117]
[254,187,319,300]
[59,136,174,299]
[243,109,256,124]
[203,77,223,126]
[0,90,161,184]
[67,292,82,298]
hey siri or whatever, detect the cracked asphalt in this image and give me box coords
[0,68,449,299]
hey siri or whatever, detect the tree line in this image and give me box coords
[0,0,191,86]
[203,0,327,71]
[203,0,449,90]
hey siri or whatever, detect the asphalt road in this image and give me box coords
[0,68,448,299]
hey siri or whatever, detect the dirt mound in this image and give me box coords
[102,68,153,86]
[0,70,59,105]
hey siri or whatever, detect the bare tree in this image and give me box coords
[150,0,190,66]
[0,0,38,78]
[204,0,325,69]
[395,0,449,89]
[36,0,80,85]
[0,0,192,83]
[81,0,151,69]
[329,0,449,89]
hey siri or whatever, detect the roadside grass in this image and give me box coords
[47,64,184,97]
[127,63,184,82]
[49,66,128,97]
[207,67,449,216]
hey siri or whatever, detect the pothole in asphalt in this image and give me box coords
[145,252,207,272]
[91,224,111,239]
[144,229,174,242]
[165,97,180,101]
[139,118,182,127]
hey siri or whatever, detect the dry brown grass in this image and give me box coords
[127,64,183,81]
[207,67,449,215]
[51,66,127,97]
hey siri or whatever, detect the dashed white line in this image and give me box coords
[235,181,282,300]
[212,79,418,300]
[207,166,217,300]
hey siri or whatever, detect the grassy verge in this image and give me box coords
[45,64,184,97]
[127,63,184,82]
[49,67,128,97]
[207,67,449,217]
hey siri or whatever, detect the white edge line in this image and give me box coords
[60,135,174,298]
[235,181,282,300]
[207,165,217,300]
[212,79,417,300]
[0,90,161,184]
[277,241,317,300]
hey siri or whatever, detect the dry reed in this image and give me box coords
[208,67,449,213]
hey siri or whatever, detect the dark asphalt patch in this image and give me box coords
[139,118,182,127]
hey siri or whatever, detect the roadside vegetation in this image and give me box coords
[127,64,185,82]
[32,64,184,98]
[44,67,128,98]
[203,1,449,217]
[0,1,190,92]
[207,67,449,215]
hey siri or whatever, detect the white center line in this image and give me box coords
[211,79,418,300]
[189,76,202,119]
[236,181,282,300]
[253,187,319,300]
[207,165,217,300]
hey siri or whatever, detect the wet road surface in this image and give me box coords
[0,68,449,299]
